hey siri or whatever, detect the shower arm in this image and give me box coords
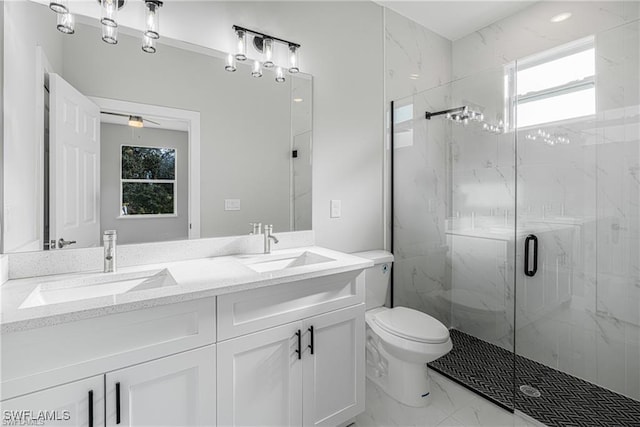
[425,106,468,120]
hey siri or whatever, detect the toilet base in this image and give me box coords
[366,334,432,407]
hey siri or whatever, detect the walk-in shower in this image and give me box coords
[392,16,640,426]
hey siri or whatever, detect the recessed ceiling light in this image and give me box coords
[550,12,572,23]
[293,98,304,103]
[409,73,420,80]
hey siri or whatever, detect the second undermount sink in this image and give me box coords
[19,269,178,309]
[243,251,335,273]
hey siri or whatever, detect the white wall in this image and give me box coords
[100,124,189,244]
[3,1,385,253]
[2,1,64,252]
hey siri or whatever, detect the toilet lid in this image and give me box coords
[373,307,450,344]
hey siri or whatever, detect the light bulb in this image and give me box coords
[252,60,262,78]
[49,0,69,14]
[142,35,156,53]
[275,66,285,83]
[56,12,75,34]
[102,24,118,44]
[101,0,118,28]
[144,1,162,40]
[225,53,237,72]
[235,30,247,61]
[263,38,274,68]
[288,45,300,73]
[446,113,452,120]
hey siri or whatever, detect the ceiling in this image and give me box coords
[377,1,536,41]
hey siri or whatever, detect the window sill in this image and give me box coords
[117,214,178,219]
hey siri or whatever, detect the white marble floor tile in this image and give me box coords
[355,372,548,427]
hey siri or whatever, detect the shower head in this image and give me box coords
[425,105,482,122]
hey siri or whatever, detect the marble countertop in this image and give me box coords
[0,246,373,333]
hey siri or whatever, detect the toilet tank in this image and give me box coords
[353,250,394,310]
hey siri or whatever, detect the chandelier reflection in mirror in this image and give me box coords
[225,25,302,84]
[49,0,164,53]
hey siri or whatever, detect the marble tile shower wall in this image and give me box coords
[386,8,453,325]
[393,85,452,325]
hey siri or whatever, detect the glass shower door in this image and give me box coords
[514,22,640,424]
[392,65,519,412]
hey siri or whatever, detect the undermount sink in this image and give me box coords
[243,251,335,273]
[19,269,178,309]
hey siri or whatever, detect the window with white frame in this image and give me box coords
[120,145,176,216]
[515,37,595,128]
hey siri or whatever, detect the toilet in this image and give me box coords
[354,251,453,407]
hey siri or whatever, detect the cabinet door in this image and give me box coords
[105,345,215,427]
[0,375,104,427]
[217,322,303,427]
[302,304,365,427]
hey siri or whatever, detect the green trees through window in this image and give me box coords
[121,146,176,215]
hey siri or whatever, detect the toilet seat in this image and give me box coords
[372,307,449,344]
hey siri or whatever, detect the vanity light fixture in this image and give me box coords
[144,1,163,39]
[56,12,75,34]
[227,25,301,82]
[48,0,164,54]
[102,24,118,44]
[225,54,237,72]
[100,0,119,27]
[263,38,275,68]
[142,35,156,53]
[288,45,300,74]
[235,29,248,61]
[252,60,263,78]
[49,0,69,14]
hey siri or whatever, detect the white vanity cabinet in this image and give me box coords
[105,345,216,427]
[0,375,104,427]
[302,304,365,427]
[1,264,368,427]
[217,304,365,427]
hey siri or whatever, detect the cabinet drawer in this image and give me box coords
[217,270,364,340]
[1,297,216,401]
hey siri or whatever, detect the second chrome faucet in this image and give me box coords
[263,224,279,254]
[249,222,279,253]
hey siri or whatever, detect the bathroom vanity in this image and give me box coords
[0,246,372,427]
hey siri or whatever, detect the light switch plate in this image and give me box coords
[225,199,241,211]
[330,200,341,218]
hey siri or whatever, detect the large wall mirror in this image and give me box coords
[2,0,312,253]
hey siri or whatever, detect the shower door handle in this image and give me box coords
[524,234,538,277]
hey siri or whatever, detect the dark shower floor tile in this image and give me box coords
[429,329,640,427]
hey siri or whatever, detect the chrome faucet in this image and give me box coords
[103,230,117,273]
[263,224,279,254]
